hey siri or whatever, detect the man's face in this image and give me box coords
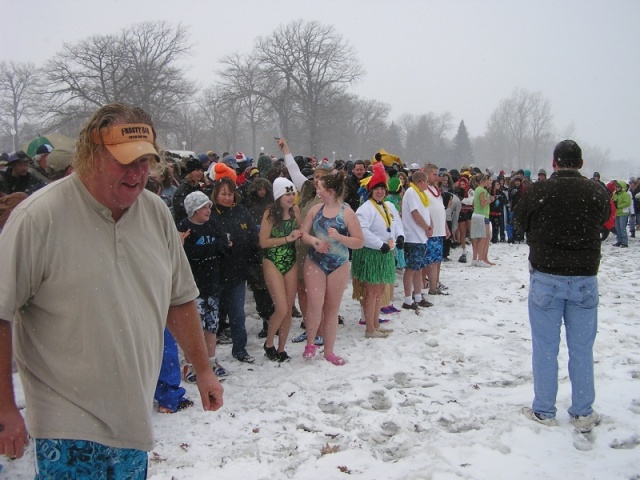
[353,164,366,179]
[11,160,30,177]
[89,150,151,214]
[426,169,438,186]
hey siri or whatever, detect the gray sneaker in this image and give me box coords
[570,411,601,433]
[217,332,233,345]
[522,407,558,427]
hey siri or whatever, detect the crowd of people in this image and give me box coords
[0,101,633,475]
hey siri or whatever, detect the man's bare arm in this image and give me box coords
[0,319,28,459]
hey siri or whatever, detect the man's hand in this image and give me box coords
[195,369,224,412]
[0,406,28,459]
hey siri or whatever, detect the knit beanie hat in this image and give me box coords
[184,191,212,218]
[273,177,296,201]
[214,162,237,183]
[367,162,388,191]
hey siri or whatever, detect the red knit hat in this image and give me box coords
[367,161,387,191]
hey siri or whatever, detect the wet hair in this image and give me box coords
[75,102,161,178]
[266,194,295,227]
[319,171,345,198]
[554,140,582,168]
[211,177,240,206]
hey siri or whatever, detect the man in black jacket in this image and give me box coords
[344,160,369,212]
[0,151,46,195]
[513,140,610,433]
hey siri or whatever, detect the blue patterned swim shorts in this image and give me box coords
[35,439,147,480]
[426,236,444,264]
[404,242,429,270]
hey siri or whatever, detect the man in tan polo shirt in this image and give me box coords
[0,103,223,478]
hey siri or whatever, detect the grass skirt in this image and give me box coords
[351,247,395,304]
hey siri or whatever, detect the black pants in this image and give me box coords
[490,215,505,242]
[443,220,453,258]
[246,262,274,320]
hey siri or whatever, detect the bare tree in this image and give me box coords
[254,20,364,156]
[161,103,208,152]
[200,86,244,154]
[123,22,196,129]
[528,92,553,168]
[218,52,271,156]
[351,97,391,157]
[40,21,195,133]
[485,87,554,170]
[0,61,41,150]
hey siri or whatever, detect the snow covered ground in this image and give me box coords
[3,238,640,479]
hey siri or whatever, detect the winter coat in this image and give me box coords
[513,170,610,276]
[612,181,632,216]
[210,203,261,284]
[177,218,230,297]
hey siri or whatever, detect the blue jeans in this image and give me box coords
[36,439,147,479]
[219,281,248,358]
[154,328,186,411]
[615,215,629,246]
[528,270,598,419]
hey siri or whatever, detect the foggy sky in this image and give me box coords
[1,0,638,162]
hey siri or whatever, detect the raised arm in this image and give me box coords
[278,138,307,191]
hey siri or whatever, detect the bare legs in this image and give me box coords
[304,259,350,358]
[403,268,423,303]
[263,261,297,353]
[482,224,494,265]
[426,263,441,294]
[363,283,385,333]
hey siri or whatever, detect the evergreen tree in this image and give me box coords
[452,120,474,167]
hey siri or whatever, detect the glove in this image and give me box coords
[380,243,391,254]
[395,235,405,250]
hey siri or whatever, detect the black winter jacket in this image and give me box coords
[210,203,261,284]
[513,170,610,276]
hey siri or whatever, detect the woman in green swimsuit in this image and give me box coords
[259,177,303,362]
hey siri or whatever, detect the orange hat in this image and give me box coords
[91,123,159,164]
[214,162,237,183]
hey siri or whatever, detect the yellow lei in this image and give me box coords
[369,198,392,231]
[409,182,430,207]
